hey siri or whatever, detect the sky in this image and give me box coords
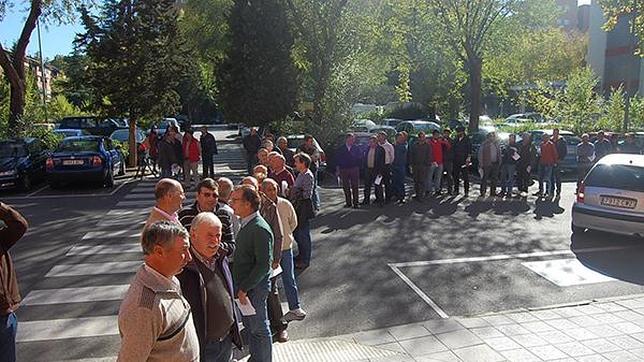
[0,0,595,60]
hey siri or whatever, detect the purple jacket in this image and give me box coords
[335,144,362,169]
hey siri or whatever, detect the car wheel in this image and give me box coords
[571,222,585,234]
[20,174,32,191]
[105,169,115,188]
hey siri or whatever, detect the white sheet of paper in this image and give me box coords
[270,265,283,278]
[235,299,256,316]
[511,153,521,161]
[374,175,383,185]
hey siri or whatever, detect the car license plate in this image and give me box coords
[62,159,84,166]
[601,196,637,209]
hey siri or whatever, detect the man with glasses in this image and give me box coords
[179,178,235,256]
[144,178,185,232]
[230,185,274,361]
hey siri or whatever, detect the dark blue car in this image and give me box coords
[0,138,48,190]
[46,136,124,188]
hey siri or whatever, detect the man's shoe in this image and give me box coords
[284,308,307,322]
[275,330,289,343]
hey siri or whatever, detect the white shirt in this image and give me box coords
[381,141,395,165]
[275,197,298,251]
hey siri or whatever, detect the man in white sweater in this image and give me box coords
[118,221,199,362]
[262,178,307,323]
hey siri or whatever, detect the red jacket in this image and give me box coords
[539,141,558,166]
[430,138,449,164]
[183,139,201,162]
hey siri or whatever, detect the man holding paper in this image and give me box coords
[230,185,274,361]
[362,135,386,207]
[177,213,242,362]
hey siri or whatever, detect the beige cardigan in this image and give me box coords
[276,197,298,251]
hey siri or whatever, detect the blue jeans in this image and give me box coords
[203,334,232,362]
[0,312,17,362]
[500,164,516,194]
[539,165,553,195]
[241,277,272,362]
[280,249,300,310]
[391,165,406,200]
[293,219,312,266]
[429,164,443,193]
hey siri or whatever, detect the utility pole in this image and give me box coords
[37,20,48,123]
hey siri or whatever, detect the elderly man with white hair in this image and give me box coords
[177,213,241,362]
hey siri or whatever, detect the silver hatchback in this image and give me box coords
[572,154,644,237]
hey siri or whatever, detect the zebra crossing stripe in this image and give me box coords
[16,316,119,342]
[82,231,140,240]
[46,261,141,277]
[66,244,140,256]
[22,285,129,306]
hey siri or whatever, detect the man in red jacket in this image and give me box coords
[182,130,201,189]
[0,203,28,362]
[538,133,558,198]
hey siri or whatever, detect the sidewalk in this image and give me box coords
[260,294,644,361]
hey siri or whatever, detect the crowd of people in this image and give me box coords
[116,128,321,361]
[335,127,642,206]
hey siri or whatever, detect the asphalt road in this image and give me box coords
[4,129,643,360]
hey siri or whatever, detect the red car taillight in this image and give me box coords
[92,156,103,167]
[46,158,54,170]
[577,181,585,204]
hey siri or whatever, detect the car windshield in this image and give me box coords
[57,139,100,152]
[585,164,644,192]
[0,142,27,158]
[55,130,79,138]
[111,130,129,142]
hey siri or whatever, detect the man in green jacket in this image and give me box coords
[230,185,274,361]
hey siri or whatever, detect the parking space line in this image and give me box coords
[389,245,636,268]
[1,177,136,200]
[388,264,449,319]
[26,185,49,197]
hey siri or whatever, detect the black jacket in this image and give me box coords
[200,133,218,157]
[554,137,567,162]
[363,145,386,174]
[243,134,261,155]
[452,136,472,164]
[177,255,243,352]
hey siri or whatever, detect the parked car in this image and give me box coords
[286,135,327,178]
[152,118,181,137]
[382,118,404,128]
[350,119,377,132]
[46,136,125,188]
[572,154,644,237]
[109,128,146,144]
[53,129,90,138]
[0,138,48,190]
[395,120,442,145]
[506,112,544,123]
[58,116,128,136]
[503,117,531,127]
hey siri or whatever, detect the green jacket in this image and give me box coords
[232,214,273,293]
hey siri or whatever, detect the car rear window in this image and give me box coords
[58,139,100,153]
[0,143,27,158]
[585,164,644,192]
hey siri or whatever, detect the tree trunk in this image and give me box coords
[468,57,482,133]
[129,118,137,168]
[9,80,26,135]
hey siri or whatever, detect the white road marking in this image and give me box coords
[46,261,141,277]
[388,264,449,318]
[82,230,140,240]
[66,244,140,256]
[16,316,119,342]
[522,258,616,287]
[27,184,49,197]
[22,285,129,305]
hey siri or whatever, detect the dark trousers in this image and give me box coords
[294,219,312,266]
[518,166,531,193]
[551,163,563,195]
[339,167,360,206]
[364,168,384,204]
[413,165,428,198]
[246,153,257,174]
[481,162,500,195]
[0,312,17,362]
[442,161,453,192]
[452,162,469,194]
[267,276,287,333]
[382,164,393,201]
[202,155,215,179]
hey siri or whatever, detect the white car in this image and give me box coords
[572,154,644,237]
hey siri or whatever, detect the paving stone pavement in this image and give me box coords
[264,294,644,361]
